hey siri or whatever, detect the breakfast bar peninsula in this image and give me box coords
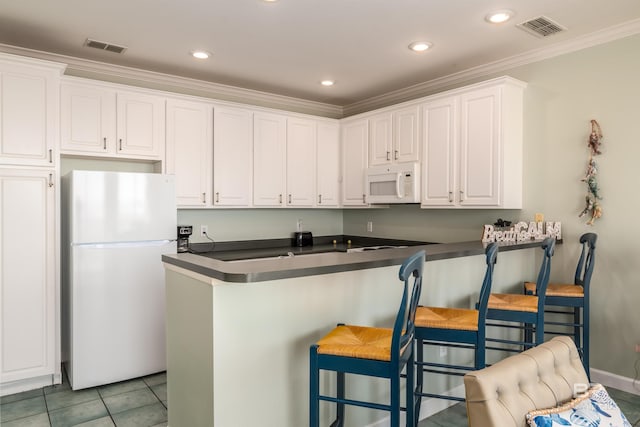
[162,238,544,427]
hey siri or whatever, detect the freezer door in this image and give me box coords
[68,171,176,244]
[67,240,174,390]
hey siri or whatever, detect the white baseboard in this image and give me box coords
[590,368,640,396]
[0,374,56,397]
[364,384,465,427]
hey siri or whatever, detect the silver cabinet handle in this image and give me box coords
[448,191,453,203]
[459,190,464,201]
[288,194,292,204]
[119,139,123,151]
[202,193,206,204]
[103,137,107,150]
[362,194,366,203]
[318,194,322,204]
[279,194,282,204]
[215,192,219,203]
[48,149,53,163]
[386,151,390,161]
[394,150,399,160]
[48,173,54,187]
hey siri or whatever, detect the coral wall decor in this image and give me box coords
[579,119,603,225]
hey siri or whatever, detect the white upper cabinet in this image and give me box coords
[368,105,419,166]
[166,98,212,207]
[422,97,458,206]
[286,117,316,207]
[61,80,165,161]
[213,106,253,207]
[421,77,525,209]
[341,119,369,206]
[0,56,63,167]
[253,112,286,207]
[316,122,340,207]
[0,168,56,384]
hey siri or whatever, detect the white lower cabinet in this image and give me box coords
[0,169,57,388]
[213,106,253,207]
[166,98,213,207]
[421,77,525,208]
[341,119,369,206]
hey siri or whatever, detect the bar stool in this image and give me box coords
[485,238,555,352]
[309,250,425,427]
[524,232,597,378]
[413,243,498,416]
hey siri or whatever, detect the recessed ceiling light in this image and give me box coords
[408,41,432,52]
[320,80,335,87]
[485,10,514,24]
[190,50,211,59]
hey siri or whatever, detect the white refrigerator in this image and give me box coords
[62,171,176,390]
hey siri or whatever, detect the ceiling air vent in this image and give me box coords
[517,16,566,38]
[85,38,127,54]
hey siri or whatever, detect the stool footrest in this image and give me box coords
[417,391,465,402]
[420,341,476,351]
[319,395,399,413]
[417,361,474,371]
[420,367,467,377]
[486,322,532,331]
[545,309,576,315]
[545,321,582,327]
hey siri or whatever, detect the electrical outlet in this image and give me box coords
[635,344,640,353]
[296,219,303,232]
[200,225,208,237]
[439,346,447,358]
[367,221,373,232]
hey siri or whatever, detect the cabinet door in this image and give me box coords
[61,82,116,154]
[0,169,55,383]
[0,63,59,167]
[459,86,500,206]
[286,118,316,207]
[394,105,420,163]
[341,119,368,206]
[422,97,457,206]
[316,122,340,207]
[253,113,286,207]
[368,112,392,166]
[116,92,165,159]
[166,99,212,207]
[213,106,253,206]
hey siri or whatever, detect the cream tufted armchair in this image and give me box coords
[463,336,589,427]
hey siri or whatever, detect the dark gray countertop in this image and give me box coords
[162,237,550,283]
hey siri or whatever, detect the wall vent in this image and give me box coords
[517,16,566,38]
[85,38,128,54]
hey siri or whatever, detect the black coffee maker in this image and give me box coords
[177,225,193,253]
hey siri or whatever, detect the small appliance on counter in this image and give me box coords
[293,231,313,247]
[177,225,193,253]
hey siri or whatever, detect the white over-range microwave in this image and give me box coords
[365,162,420,204]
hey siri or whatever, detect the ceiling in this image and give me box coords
[2,0,640,109]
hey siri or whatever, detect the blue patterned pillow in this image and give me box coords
[525,383,631,427]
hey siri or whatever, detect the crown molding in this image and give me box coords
[2,17,640,120]
[0,43,344,119]
[343,17,640,117]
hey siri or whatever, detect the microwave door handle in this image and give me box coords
[396,173,403,198]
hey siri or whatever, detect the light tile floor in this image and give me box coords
[0,370,167,427]
[2,371,639,426]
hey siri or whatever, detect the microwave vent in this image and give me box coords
[85,38,128,54]
[517,16,566,38]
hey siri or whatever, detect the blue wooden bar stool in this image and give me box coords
[309,250,425,427]
[524,232,597,377]
[485,238,555,352]
[413,243,498,415]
